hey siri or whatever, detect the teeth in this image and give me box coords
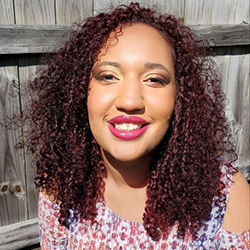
[114,123,142,131]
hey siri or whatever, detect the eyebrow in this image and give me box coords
[94,61,121,69]
[144,62,171,75]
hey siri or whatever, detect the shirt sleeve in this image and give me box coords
[38,192,69,249]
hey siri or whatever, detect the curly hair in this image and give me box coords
[28,2,236,240]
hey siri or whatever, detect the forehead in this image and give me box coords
[97,23,174,64]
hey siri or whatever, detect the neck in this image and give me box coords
[102,150,152,189]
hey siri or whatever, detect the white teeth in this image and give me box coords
[114,123,142,131]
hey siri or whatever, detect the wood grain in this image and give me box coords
[93,0,185,16]
[185,0,250,25]
[0,24,70,54]
[55,0,93,24]
[0,24,249,54]
[14,0,55,25]
[217,53,250,173]
[0,0,15,24]
[0,218,39,250]
[0,56,27,226]
[185,0,250,176]
[14,0,57,222]
[0,0,28,227]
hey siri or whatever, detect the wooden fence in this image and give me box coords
[0,0,249,249]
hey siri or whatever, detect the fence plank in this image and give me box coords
[0,0,15,24]
[0,57,27,226]
[185,0,250,25]
[94,0,185,17]
[0,24,249,54]
[14,0,56,222]
[55,0,93,24]
[14,0,55,25]
[185,0,250,176]
[216,52,250,174]
[0,0,27,227]
[0,218,39,250]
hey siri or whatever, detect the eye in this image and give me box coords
[148,78,166,84]
[95,73,120,83]
[143,76,169,86]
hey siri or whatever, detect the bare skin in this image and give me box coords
[102,149,149,222]
[222,171,250,232]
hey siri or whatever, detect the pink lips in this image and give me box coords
[107,115,149,140]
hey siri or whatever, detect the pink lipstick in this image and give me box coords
[107,115,149,140]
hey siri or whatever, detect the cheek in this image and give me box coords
[149,90,176,120]
[87,86,115,124]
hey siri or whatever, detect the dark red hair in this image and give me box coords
[28,3,236,240]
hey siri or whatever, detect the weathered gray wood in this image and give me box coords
[14,0,55,25]
[0,218,39,250]
[94,0,185,17]
[0,0,28,227]
[55,0,93,24]
[0,57,27,226]
[215,53,250,175]
[185,0,250,25]
[191,24,250,47]
[0,24,70,54]
[0,0,15,24]
[0,24,249,54]
[17,55,41,221]
[185,0,250,177]
[15,0,56,222]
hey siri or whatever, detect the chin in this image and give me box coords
[102,147,153,164]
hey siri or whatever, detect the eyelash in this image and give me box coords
[94,74,169,86]
[95,74,118,81]
[145,77,167,85]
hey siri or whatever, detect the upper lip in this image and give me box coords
[108,115,149,125]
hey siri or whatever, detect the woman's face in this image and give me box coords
[87,23,176,163]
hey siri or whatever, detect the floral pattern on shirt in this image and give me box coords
[39,160,250,249]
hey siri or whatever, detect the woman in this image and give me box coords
[28,3,249,249]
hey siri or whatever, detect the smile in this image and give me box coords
[113,123,143,131]
[107,115,150,140]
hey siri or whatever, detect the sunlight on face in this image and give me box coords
[87,23,176,163]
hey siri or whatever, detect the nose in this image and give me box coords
[115,76,144,113]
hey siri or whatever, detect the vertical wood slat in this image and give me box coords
[185,0,250,25]
[14,0,56,221]
[216,52,250,172]
[0,0,15,24]
[55,0,93,24]
[185,0,250,174]
[14,0,56,25]
[0,56,26,226]
[0,0,27,226]
[94,0,185,17]
[17,55,42,220]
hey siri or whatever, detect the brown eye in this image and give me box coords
[148,78,166,84]
[96,74,118,81]
[144,77,168,86]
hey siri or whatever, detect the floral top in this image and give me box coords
[39,161,250,249]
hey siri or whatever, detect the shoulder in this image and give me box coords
[222,170,250,232]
